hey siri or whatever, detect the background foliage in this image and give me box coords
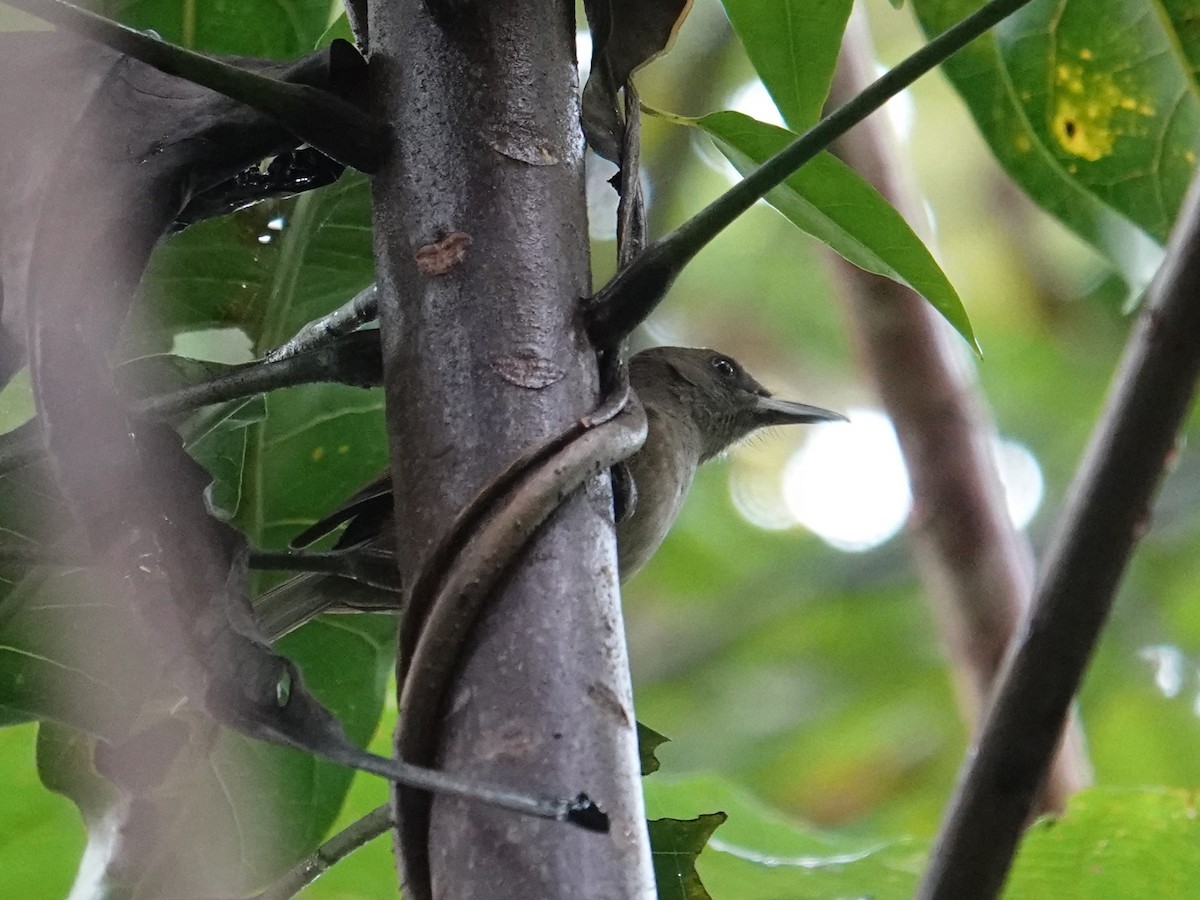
[3,0,1200,896]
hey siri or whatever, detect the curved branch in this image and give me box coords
[395,396,648,900]
[585,0,1040,345]
[917,164,1200,900]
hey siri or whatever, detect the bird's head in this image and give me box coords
[631,346,846,461]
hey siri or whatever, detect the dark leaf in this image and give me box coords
[638,721,670,776]
[581,0,692,159]
[649,812,727,900]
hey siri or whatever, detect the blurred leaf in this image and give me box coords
[645,775,923,899]
[672,109,976,352]
[29,615,396,897]
[720,0,853,130]
[0,724,83,899]
[649,812,727,900]
[88,0,334,56]
[909,0,1176,284]
[0,566,158,740]
[648,777,916,900]
[640,721,671,775]
[1004,788,1200,899]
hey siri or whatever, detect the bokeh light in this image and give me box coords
[735,408,1047,552]
[781,408,911,552]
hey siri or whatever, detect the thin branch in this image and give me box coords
[254,804,392,900]
[585,0,1040,345]
[139,329,382,416]
[5,0,387,172]
[249,547,398,589]
[916,165,1200,900]
[0,329,382,479]
[264,284,379,362]
[827,13,1090,814]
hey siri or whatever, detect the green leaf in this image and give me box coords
[685,110,977,352]
[639,721,670,775]
[0,724,84,899]
[1004,788,1200,899]
[0,567,158,740]
[720,0,853,131]
[909,0,1178,284]
[225,175,383,555]
[649,812,728,900]
[184,396,266,519]
[89,0,335,56]
[644,775,924,899]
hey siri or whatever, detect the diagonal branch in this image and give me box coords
[585,0,1039,346]
[0,329,383,478]
[265,284,379,362]
[916,163,1200,900]
[253,804,392,900]
[4,0,387,172]
[827,13,1090,815]
[140,329,382,415]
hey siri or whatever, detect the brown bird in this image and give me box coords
[254,346,844,638]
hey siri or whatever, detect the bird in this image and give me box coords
[253,346,845,639]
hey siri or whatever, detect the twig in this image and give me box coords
[827,13,1090,814]
[585,0,1040,345]
[916,161,1200,900]
[140,330,382,416]
[253,804,392,900]
[0,329,382,478]
[264,284,379,362]
[5,0,387,172]
[248,547,397,586]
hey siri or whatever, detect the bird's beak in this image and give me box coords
[751,395,848,427]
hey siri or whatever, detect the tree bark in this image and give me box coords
[368,2,654,898]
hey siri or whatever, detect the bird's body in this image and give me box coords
[255,346,843,638]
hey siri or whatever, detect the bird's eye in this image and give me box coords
[275,666,292,709]
[710,355,738,378]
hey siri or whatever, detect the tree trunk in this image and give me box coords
[368,1,655,897]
